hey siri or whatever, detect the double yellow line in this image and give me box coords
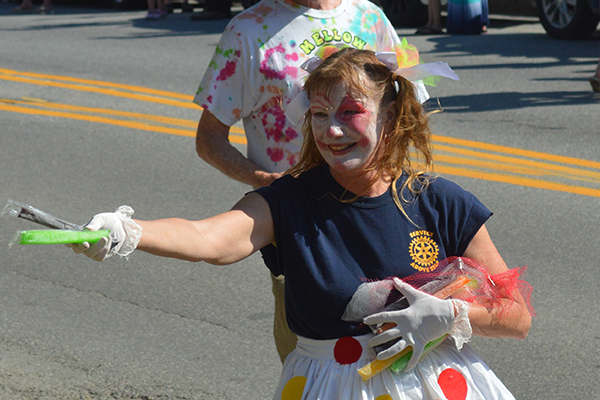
[2,68,600,197]
[0,68,246,141]
[433,136,600,197]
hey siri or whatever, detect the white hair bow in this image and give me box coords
[284,51,459,127]
[375,51,459,83]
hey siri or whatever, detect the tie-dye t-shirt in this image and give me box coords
[194,0,421,173]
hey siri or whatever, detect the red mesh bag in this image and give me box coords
[342,256,535,328]
[344,257,535,379]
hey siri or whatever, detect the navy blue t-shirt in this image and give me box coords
[255,165,492,340]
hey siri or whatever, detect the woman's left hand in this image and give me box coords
[363,278,455,370]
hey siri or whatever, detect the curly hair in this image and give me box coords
[287,48,435,209]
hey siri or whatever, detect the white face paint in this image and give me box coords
[310,81,384,175]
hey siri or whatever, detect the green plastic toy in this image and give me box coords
[11,230,110,246]
[388,335,448,373]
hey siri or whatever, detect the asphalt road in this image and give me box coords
[1,2,599,399]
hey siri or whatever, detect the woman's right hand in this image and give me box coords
[67,206,142,262]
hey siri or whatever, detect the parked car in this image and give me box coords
[536,0,600,39]
[377,0,599,38]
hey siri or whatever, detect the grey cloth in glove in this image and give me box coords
[363,277,455,371]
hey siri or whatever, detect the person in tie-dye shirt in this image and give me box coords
[193,0,429,363]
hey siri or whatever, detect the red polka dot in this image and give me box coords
[437,368,468,400]
[333,336,363,365]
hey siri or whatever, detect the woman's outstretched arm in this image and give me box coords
[136,193,274,264]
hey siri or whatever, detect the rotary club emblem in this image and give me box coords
[408,230,439,272]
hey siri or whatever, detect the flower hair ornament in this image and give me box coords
[284,39,459,127]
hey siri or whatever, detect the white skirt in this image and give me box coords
[273,334,515,400]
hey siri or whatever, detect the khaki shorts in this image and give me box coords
[270,273,298,363]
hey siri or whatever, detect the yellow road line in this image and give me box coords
[0,101,247,143]
[433,134,600,170]
[4,98,599,197]
[0,68,193,100]
[2,69,599,197]
[0,98,246,140]
[0,103,197,137]
[3,98,197,128]
[434,147,600,185]
[0,69,198,109]
[435,144,600,180]
[438,165,600,198]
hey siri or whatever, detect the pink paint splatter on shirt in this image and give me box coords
[267,147,284,163]
[260,45,299,80]
[263,111,287,141]
[216,60,237,81]
[286,52,299,62]
[287,153,297,167]
[284,127,298,141]
[261,99,285,140]
[259,98,300,146]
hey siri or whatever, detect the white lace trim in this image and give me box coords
[449,300,472,350]
[114,205,142,258]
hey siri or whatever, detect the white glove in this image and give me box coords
[69,206,142,262]
[363,277,455,371]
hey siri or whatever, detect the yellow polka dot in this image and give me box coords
[375,395,393,400]
[281,376,307,400]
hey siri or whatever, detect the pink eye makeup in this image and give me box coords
[335,97,372,132]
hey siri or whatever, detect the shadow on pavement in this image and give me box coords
[439,90,599,112]
[0,0,236,36]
